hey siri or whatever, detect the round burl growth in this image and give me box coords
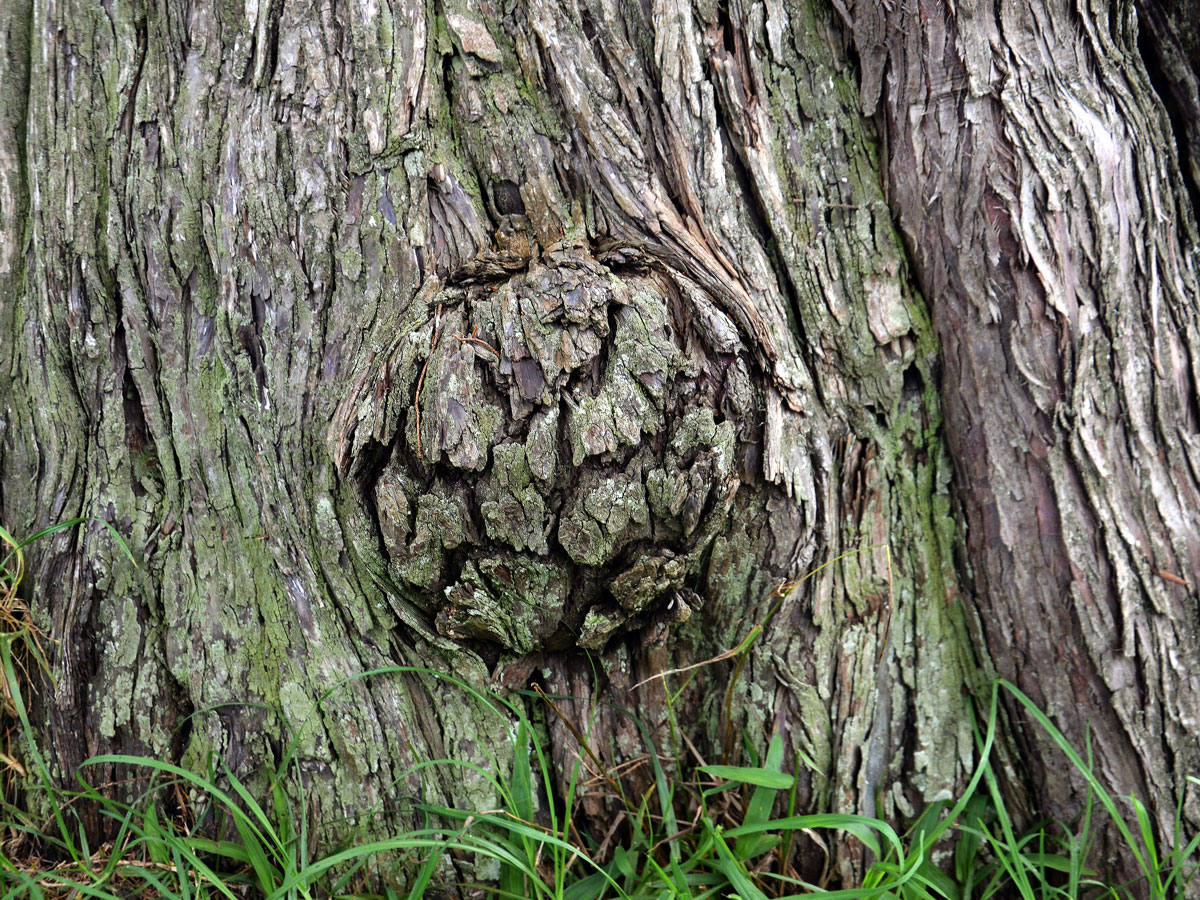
[360,245,754,653]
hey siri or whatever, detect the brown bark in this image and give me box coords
[834,0,1200,867]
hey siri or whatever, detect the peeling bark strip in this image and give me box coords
[834,0,1200,864]
[5,0,1191,886]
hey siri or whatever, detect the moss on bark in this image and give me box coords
[27,0,1193,885]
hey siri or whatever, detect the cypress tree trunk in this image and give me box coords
[1,0,1196,885]
[834,0,1200,868]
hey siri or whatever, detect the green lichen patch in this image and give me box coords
[437,555,569,652]
[608,551,686,614]
[558,466,652,567]
[578,604,625,650]
[479,442,549,554]
[566,284,684,466]
[392,482,475,589]
[652,409,738,539]
[670,408,735,463]
[646,467,690,523]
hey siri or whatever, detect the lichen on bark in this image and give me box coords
[1,0,997,881]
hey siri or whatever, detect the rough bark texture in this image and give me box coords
[833,0,1200,870]
[0,0,1196,887]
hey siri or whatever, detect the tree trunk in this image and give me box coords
[835,0,1200,869]
[1,0,1196,885]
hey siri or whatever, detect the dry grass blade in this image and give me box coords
[1,528,50,822]
[634,544,893,692]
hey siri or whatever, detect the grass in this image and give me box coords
[0,523,1196,899]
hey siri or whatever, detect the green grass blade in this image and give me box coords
[1,517,138,571]
[182,836,256,865]
[500,718,536,898]
[511,721,535,825]
[637,719,680,863]
[404,841,446,900]
[222,765,284,854]
[231,813,282,896]
[80,754,277,855]
[1130,794,1162,896]
[722,813,898,859]
[697,765,793,791]
[954,796,987,889]
[173,843,194,900]
[0,638,76,855]
[996,681,1150,879]
[562,869,613,900]
[706,822,769,900]
[143,801,172,868]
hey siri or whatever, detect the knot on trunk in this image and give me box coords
[334,248,763,654]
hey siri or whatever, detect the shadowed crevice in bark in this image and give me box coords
[1136,0,1200,221]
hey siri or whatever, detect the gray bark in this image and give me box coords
[0,0,1196,886]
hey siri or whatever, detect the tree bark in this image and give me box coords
[834,0,1200,870]
[1,0,1196,886]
